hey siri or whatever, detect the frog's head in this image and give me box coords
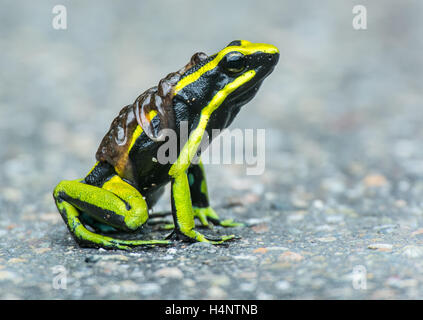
[136,40,279,141]
[174,40,279,115]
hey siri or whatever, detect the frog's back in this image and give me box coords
[95,55,202,187]
[96,104,134,167]
[95,101,157,184]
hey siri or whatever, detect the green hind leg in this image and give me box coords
[53,175,170,250]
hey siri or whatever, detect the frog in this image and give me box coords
[53,40,279,250]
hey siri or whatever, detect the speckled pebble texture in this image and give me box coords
[1,0,423,299]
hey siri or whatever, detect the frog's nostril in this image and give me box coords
[266,53,280,65]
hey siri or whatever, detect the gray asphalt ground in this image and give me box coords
[1,1,423,299]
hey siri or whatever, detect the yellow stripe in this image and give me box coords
[86,161,99,177]
[128,125,143,151]
[169,70,256,176]
[174,42,278,95]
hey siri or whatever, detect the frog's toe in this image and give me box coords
[171,228,239,244]
[214,219,245,228]
[103,242,132,251]
[204,234,239,244]
[79,237,171,251]
[160,223,175,230]
[118,239,172,248]
[193,208,213,228]
[193,207,244,228]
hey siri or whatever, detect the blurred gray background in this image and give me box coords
[0,0,423,299]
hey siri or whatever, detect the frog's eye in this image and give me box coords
[222,52,246,74]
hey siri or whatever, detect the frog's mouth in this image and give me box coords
[227,81,263,107]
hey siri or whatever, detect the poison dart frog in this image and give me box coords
[53,40,279,250]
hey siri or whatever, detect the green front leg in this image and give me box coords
[170,173,235,243]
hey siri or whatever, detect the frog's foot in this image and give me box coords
[57,201,171,250]
[166,229,237,245]
[193,206,245,228]
[56,199,171,250]
[147,209,244,230]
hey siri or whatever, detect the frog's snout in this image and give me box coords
[265,44,280,65]
[265,44,280,55]
[253,43,280,68]
[267,51,280,66]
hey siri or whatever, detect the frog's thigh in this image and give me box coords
[54,176,148,232]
